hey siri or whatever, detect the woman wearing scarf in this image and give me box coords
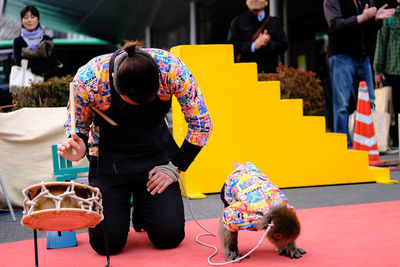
[12,5,58,79]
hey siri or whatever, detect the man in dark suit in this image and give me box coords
[227,0,288,73]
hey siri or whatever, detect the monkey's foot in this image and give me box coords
[225,250,245,262]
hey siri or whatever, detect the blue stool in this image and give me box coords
[46,231,77,249]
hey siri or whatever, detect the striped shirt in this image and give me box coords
[374,13,400,75]
[65,48,212,156]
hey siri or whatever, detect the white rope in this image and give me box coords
[179,175,273,265]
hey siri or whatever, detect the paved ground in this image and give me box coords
[1,154,399,244]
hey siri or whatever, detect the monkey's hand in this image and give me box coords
[279,241,306,259]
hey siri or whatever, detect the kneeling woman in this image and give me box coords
[58,41,212,255]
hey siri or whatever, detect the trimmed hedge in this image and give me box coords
[12,75,73,109]
[258,64,325,116]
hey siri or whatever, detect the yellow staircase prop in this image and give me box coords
[170,45,395,199]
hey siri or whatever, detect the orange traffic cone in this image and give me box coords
[352,81,384,165]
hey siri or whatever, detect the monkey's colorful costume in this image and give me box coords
[221,162,289,232]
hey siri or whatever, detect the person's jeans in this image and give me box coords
[329,54,375,148]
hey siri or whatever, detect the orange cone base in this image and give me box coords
[353,142,384,166]
[369,153,384,165]
[369,160,385,166]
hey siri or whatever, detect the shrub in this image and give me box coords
[12,75,73,109]
[258,64,325,116]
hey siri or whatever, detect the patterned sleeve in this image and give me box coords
[64,60,99,138]
[164,53,212,147]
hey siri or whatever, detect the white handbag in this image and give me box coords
[9,59,44,93]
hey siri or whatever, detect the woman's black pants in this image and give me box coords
[88,166,185,255]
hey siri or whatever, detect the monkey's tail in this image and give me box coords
[179,175,274,265]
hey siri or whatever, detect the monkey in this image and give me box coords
[219,162,306,261]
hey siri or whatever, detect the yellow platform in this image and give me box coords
[170,45,395,199]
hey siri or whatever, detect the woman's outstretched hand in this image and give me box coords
[57,133,86,161]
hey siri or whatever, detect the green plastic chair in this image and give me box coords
[51,144,89,181]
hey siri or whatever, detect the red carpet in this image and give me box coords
[1,201,399,267]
